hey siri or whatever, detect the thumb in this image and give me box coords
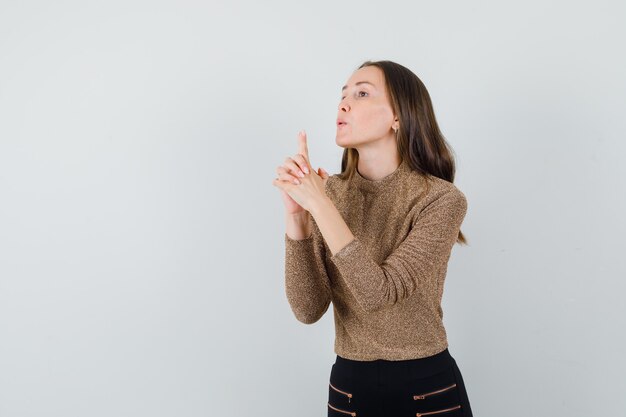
[317,167,329,180]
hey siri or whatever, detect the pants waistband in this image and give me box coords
[334,348,455,380]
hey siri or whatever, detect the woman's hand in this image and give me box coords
[273,130,330,214]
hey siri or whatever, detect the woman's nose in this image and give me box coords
[338,99,350,112]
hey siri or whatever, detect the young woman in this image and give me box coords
[272,60,474,417]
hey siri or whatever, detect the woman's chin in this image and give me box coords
[335,136,350,148]
[335,132,353,147]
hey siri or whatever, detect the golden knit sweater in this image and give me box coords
[284,159,468,361]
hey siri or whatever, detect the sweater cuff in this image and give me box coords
[285,232,314,244]
[329,238,362,264]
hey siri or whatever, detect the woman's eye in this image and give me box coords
[340,91,368,101]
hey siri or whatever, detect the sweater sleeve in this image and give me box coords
[284,218,332,324]
[329,188,467,313]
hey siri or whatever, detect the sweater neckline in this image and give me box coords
[352,159,411,192]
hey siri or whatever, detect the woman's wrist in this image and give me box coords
[285,211,312,240]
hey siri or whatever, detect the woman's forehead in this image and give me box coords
[343,66,384,90]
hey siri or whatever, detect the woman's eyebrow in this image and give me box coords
[341,81,375,92]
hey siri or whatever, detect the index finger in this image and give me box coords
[298,130,309,162]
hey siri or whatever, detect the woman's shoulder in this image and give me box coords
[421,173,464,194]
[406,172,467,211]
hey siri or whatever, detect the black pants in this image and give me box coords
[327,348,473,417]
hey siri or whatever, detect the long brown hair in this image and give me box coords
[338,60,467,245]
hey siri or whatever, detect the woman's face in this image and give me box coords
[336,66,397,148]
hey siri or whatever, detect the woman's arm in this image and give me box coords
[284,211,332,324]
[308,196,356,256]
[310,189,467,313]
